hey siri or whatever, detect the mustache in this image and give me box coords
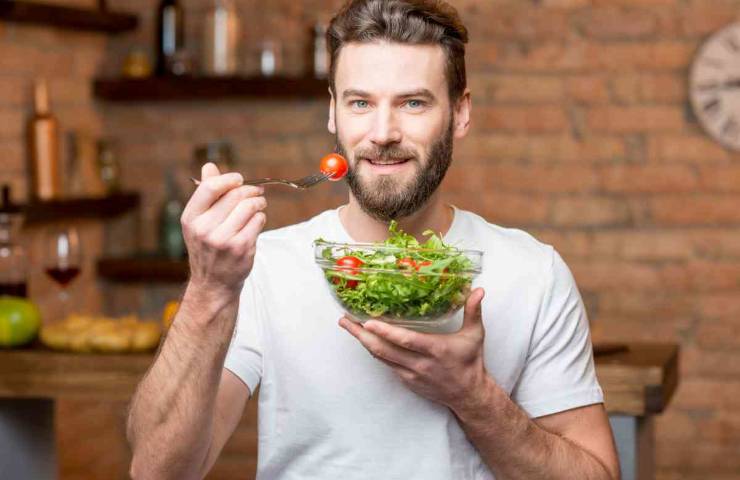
[354,145,417,162]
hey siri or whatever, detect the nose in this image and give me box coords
[368,104,401,146]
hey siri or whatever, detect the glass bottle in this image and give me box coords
[0,185,28,298]
[27,79,61,201]
[158,169,186,259]
[155,0,185,76]
[97,140,120,194]
[310,20,329,78]
[203,0,240,76]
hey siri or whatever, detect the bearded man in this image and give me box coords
[127,1,620,479]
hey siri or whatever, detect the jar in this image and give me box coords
[0,186,28,298]
[192,140,235,178]
[202,0,240,76]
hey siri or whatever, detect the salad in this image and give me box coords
[315,221,480,321]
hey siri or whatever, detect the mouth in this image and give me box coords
[362,157,412,166]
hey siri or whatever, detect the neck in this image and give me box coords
[338,190,454,243]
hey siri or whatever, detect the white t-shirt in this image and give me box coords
[224,205,603,480]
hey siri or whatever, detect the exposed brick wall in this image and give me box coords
[2,0,740,478]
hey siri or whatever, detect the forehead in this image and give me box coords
[334,41,448,96]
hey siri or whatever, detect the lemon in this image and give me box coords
[0,296,41,347]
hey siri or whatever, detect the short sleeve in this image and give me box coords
[511,247,604,418]
[223,263,265,396]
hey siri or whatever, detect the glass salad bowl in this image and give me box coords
[313,236,483,334]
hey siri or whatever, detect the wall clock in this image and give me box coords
[689,22,740,150]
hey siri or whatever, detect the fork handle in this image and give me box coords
[190,177,282,186]
[243,179,284,186]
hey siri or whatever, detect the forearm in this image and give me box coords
[451,378,614,480]
[127,283,240,480]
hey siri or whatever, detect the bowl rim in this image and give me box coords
[316,264,482,275]
[312,239,484,256]
[313,239,483,274]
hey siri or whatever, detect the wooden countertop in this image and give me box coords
[593,342,678,416]
[0,342,678,416]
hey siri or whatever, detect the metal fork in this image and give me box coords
[190,171,333,189]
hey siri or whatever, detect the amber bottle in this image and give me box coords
[27,79,61,201]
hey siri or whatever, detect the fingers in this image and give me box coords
[202,162,220,181]
[229,209,267,248]
[192,185,264,236]
[375,355,417,379]
[339,317,423,368]
[363,320,435,355]
[461,287,485,330]
[212,194,267,239]
[182,170,244,223]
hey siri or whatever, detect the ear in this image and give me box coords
[328,87,337,135]
[452,88,471,140]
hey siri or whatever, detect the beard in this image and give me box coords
[336,118,454,223]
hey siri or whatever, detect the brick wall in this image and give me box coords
[2,0,740,478]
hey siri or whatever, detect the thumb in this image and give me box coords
[461,287,485,330]
[201,162,221,182]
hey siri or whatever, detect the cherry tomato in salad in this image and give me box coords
[334,255,363,288]
[396,257,417,270]
[416,260,432,270]
[336,255,363,272]
[438,266,450,283]
[320,153,348,181]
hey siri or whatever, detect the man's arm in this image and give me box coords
[451,376,619,479]
[340,288,620,479]
[127,290,244,480]
[127,164,267,479]
[200,369,251,475]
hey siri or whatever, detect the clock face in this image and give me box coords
[690,22,740,151]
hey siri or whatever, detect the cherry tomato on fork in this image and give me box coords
[320,153,348,181]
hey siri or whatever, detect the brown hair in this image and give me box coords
[327,0,469,101]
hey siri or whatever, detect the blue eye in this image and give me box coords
[405,99,427,110]
[351,100,369,109]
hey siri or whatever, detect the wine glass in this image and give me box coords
[44,227,82,320]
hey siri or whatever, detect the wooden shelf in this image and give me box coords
[23,192,139,224]
[0,1,138,33]
[93,75,329,102]
[97,255,189,282]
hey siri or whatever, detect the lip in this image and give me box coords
[361,157,412,174]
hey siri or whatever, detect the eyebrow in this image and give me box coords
[341,88,436,100]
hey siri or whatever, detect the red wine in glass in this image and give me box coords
[45,266,80,287]
[44,227,82,318]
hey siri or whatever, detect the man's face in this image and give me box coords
[329,42,457,222]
